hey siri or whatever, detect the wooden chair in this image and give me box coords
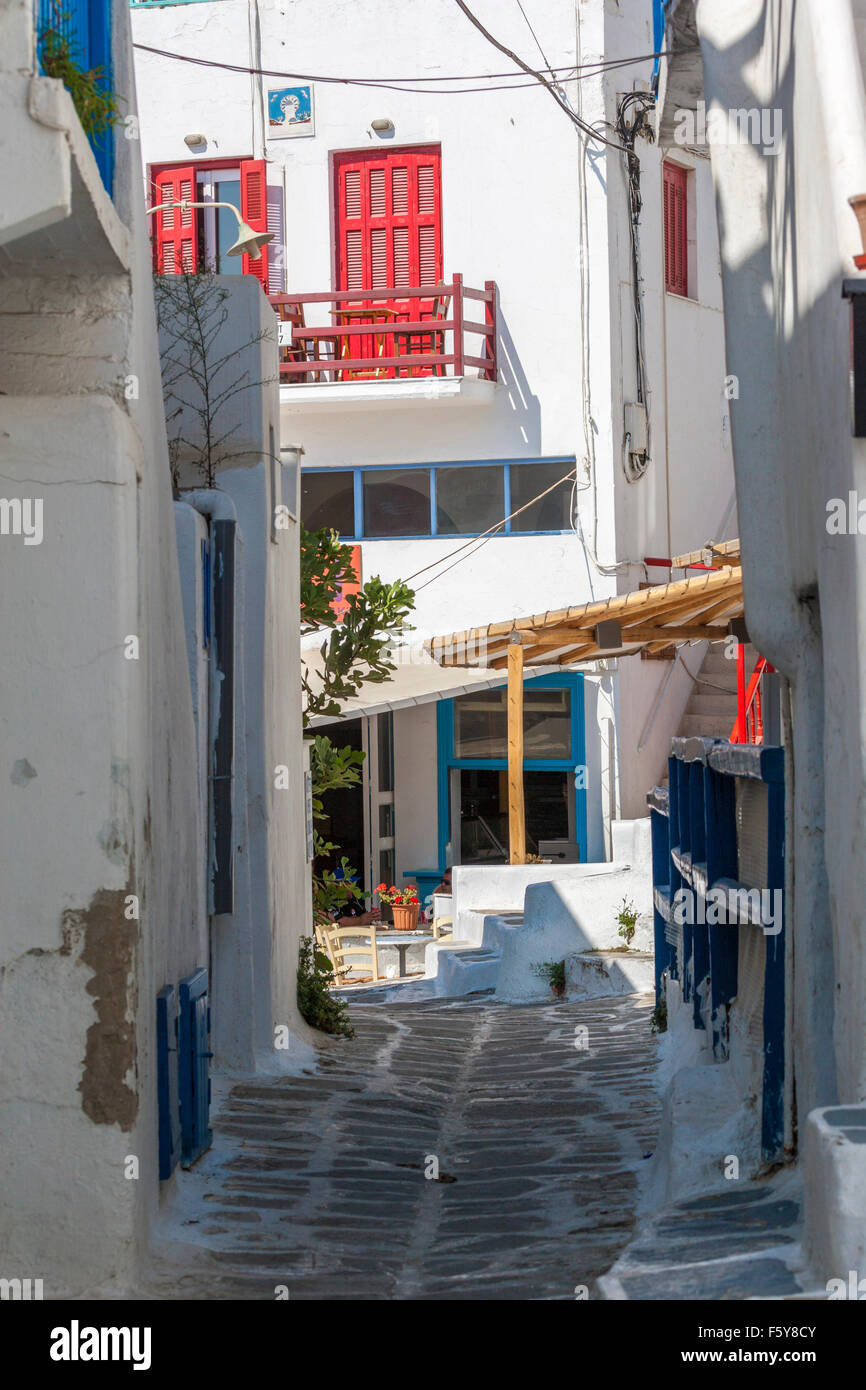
[394,290,450,377]
[274,298,325,382]
[314,922,339,973]
[323,923,380,984]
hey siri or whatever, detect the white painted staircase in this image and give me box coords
[675,641,754,740]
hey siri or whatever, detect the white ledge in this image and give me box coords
[280,374,496,413]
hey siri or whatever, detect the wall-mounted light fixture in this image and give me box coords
[183,133,207,149]
[145,200,274,261]
[370,118,395,135]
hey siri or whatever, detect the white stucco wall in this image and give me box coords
[0,0,205,1294]
[162,276,312,1060]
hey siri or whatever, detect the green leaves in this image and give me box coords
[300,526,414,726]
[297,937,354,1039]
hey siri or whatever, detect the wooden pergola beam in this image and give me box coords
[507,638,525,864]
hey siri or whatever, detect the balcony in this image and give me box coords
[270,276,497,410]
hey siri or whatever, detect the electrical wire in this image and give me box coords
[450,0,629,150]
[401,467,578,590]
[514,0,555,79]
[131,42,661,97]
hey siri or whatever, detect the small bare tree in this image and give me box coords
[154,270,277,490]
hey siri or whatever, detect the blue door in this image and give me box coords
[178,968,213,1166]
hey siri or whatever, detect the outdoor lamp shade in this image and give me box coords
[226,221,275,261]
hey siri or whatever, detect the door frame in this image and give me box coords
[436,673,587,870]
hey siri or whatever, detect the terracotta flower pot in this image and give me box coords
[551,983,565,998]
[392,903,419,933]
[849,195,866,269]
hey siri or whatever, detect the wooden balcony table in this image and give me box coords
[335,303,398,380]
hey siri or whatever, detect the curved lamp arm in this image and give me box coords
[145,198,274,261]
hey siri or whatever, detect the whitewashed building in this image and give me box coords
[0,0,310,1297]
[133,0,735,902]
[650,0,866,1287]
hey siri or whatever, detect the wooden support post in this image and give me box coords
[507,637,525,864]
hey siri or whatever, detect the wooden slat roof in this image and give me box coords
[426,560,743,671]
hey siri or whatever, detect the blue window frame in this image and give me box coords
[436,673,587,869]
[301,456,576,540]
[37,0,114,194]
[178,968,213,1167]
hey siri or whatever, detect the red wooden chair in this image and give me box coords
[394,290,450,377]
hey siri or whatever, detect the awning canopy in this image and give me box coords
[303,636,561,725]
[426,561,743,671]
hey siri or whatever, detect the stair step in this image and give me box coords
[685,692,738,717]
[678,713,736,739]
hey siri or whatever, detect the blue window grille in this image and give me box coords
[36,0,114,195]
[156,986,181,1181]
[178,968,213,1166]
[649,737,786,1163]
[301,457,578,541]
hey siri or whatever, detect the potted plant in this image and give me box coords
[616,896,639,948]
[531,959,566,998]
[377,882,420,932]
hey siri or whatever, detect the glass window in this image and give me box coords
[301,471,355,535]
[436,465,504,535]
[510,461,573,532]
[379,803,394,838]
[363,469,431,537]
[377,712,394,792]
[214,177,242,274]
[523,689,572,758]
[453,687,572,760]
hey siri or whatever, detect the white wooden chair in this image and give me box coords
[323,923,380,983]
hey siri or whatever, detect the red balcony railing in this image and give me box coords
[269,276,497,385]
[730,648,775,745]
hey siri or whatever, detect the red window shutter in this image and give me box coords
[663,161,688,296]
[240,158,269,292]
[333,147,443,293]
[152,166,198,275]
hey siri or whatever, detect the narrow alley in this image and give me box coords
[146,994,660,1300]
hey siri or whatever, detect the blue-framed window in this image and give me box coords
[301,457,576,539]
[436,673,587,869]
[37,0,114,195]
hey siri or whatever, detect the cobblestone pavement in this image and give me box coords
[147,992,660,1300]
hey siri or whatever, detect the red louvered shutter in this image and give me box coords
[240,158,269,293]
[334,147,442,293]
[663,161,689,297]
[153,166,198,275]
[333,147,442,369]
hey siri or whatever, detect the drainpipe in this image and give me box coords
[185,490,237,916]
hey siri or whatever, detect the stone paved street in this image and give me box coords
[147,992,660,1300]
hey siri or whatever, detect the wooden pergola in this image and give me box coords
[426,554,743,864]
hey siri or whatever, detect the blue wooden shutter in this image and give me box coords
[156,987,181,1181]
[178,969,213,1166]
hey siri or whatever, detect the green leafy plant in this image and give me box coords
[531,959,566,994]
[38,5,123,139]
[616,895,639,948]
[309,736,367,923]
[297,936,354,1039]
[301,526,414,726]
[650,999,668,1034]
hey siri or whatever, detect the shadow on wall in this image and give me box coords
[495,300,542,455]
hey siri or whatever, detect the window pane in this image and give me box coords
[379,803,394,838]
[214,177,242,275]
[301,471,355,535]
[363,469,431,537]
[436,465,504,535]
[510,461,573,532]
[454,687,572,760]
[524,689,571,758]
[377,712,394,792]
[454,691,507,759]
